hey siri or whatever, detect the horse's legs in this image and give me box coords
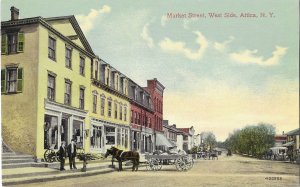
[135,159,139,171]
[119,161,122,171]
[132,160,135,172]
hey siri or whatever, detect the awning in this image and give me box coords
[156,133,173,147]
[282,141,294,147]
[270,147,288,150]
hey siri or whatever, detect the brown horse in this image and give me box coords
[104,147,140,171]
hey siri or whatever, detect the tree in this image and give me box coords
[202,132,217,151]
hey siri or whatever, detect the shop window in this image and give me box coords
[44,115,58,149]
[121,128,125,147]
[73,120,84,148]
[117,128,121,146]
[105,126,115,145]
[91,125,102,149]
[125,129,129,149]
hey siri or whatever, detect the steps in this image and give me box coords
[2,152,35,169]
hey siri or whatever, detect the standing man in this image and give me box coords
[58,141,66,171]
[67,139,77,169]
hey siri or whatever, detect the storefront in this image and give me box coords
[131,127,154,153]
[90,118,130,153]
[44,100,87,152]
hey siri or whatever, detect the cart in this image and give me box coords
[145,154,193,172]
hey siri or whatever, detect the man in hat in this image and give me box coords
[67,139,77,169]
[58,141,66,171]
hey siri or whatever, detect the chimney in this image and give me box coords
[173,124,176,128]
[10,6,19,21]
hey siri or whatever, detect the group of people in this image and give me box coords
[58,139,78,171]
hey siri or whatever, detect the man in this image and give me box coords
[58,141,66,171]
[67,139,77,169]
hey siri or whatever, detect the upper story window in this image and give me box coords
[65,47,72,69]
[79,87,85,109]
[93,95,97,113]
[79,56,85,76]
[105,68,109,85]
[114,102,118,119]
[48,36,56,61]
[1,32,24,55]
[64,80,72,105]
[94,61,98,80]
[124,106,127,121]
[119,104,123,120]
[47,74,55,101]
[101,96,105,116]
[1,66,24,94]
[108,98,112,117]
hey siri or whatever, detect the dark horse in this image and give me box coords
[104,147,140,171]
[209,151,218,160]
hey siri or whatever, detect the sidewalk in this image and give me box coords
[2,157,147,186]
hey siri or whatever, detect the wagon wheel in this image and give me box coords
[175,157,186,171]
[146,159,154,171]
[56,151,61,162]
[44,149,56,163]
[183,156,194,170]
[153,159,162,171]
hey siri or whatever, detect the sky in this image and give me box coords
[2,0,299,141]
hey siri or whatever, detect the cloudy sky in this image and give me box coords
[2,0,298,141]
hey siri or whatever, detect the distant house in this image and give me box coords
[283,128,300,152]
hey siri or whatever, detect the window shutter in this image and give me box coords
[17,67,23,93]
[17,32,25,52]
[1,69,6,93]
[1,34,8,55]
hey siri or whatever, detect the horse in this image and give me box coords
[209,151,218,160]
[104,147,140,171]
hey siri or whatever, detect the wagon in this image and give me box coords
[145,154,193,172]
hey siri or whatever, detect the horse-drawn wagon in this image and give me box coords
[145,154,193,172]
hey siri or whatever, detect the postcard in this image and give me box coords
[1,0,299,186]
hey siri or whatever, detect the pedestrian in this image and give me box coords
[58,141,66,171]
[67,139,77,169]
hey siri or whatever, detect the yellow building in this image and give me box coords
[1,7,132,161]
[89,57,131,153]
[1,7,94,160]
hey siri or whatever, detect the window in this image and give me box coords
[121,128,125,147]
[117,128,121,146]
[134,112,137,124]
[73,120,84,148]
[125,129,129,149]
[79,87,85,109]
[119,104,122,120]
[64,80,71,105]
[79,56,85,75]
[91,125,102,149]
[105,127,115,145]
[93,95,97,113]
[114,102,118,119]
[65,47,72,69]
[47,74,55,101]
[124,106,127,121]
[108,99,112,117]
[101,96,105,116]
[1,32,24,55]
[1,67,24,94]
[48,36,56,60]
[138,113,141,125]
[95,61,98,80]
[106,68,109,85]
[6,68,17,92]
[44,115,58,149]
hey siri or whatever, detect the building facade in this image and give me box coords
[144,79,165,150]
[2,9,95,160]
[128,79,154,153]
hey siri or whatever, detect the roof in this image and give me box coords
[1,16,95,58]
[44,16,94,55]
[286,128,300,136]
[177,128,191,136]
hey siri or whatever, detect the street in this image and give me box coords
[9,154,299,187]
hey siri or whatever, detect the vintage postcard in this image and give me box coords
[1,0,299,186]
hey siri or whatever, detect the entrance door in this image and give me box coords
[61,118,69,145]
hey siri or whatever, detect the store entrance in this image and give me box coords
[61,118,69,145]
